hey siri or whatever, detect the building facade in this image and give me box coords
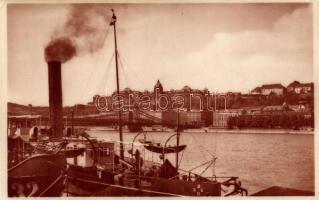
[260,84,285,96]
[212,110,240,128]
[287,81,313,94]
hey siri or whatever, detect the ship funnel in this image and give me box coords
[47,61,63,138]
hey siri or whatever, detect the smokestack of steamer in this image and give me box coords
[45,37,76,138]
[44,5,109,137]
[47,61,63,138]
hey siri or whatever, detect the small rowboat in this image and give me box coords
[144,144,187,154]
[138,139,153,144]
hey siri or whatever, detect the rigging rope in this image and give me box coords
[199,157,217,177]
[118,53,131,88]
[189,133,215,159]
[117,51,148,90]
[213,131,218,157]
[178,146,185,167]
[75,18,112,114]
[187,133,218,176]
[96,52,115,95]
[211,131,218,177]
[187,159,213,172]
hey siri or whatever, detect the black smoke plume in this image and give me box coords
[45,4,111,63]
[45,37,76,63]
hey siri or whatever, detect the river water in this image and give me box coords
[87,129,314,194]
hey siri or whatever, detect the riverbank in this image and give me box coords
[84,126,314,135]
[184,128,314,135]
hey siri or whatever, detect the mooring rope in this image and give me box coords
[39,174,66,197]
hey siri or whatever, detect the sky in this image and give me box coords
[7,3,313,106]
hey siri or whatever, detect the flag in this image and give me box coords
[110,11,116,26]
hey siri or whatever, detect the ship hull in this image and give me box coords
[8,154,66,197]
[65,164,221,196]
[66,176,221,196]
[66,176,178,196]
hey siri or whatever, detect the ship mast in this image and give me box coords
[176,109,180,171]
[110,9,124,160]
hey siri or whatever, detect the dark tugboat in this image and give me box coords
[8,31,87,197]
[8,56,69,197]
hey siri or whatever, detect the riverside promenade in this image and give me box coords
[183,128,314,134]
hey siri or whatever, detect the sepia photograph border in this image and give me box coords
[0,0,318,199]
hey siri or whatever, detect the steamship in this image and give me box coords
[8,9,248,197]
[61,9,248,197]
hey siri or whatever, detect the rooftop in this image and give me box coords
[261,84,285,89]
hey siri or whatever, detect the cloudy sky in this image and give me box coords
[8,3,313,106]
